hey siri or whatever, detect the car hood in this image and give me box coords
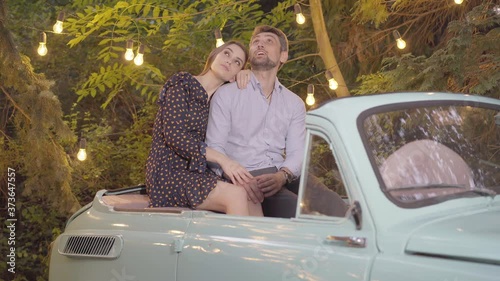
[405,208,500,264]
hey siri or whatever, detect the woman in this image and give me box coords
[146,41,262,216]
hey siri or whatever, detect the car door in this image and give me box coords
[176,129,378,281]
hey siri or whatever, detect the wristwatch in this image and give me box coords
[280,168,294,184]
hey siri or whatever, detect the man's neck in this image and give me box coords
[252,69,279,95]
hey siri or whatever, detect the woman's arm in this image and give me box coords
[206,147,253,185]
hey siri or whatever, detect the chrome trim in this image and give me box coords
[325,235,366,248]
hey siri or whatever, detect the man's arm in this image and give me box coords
[206,86,232,155]
[280,96,307,178]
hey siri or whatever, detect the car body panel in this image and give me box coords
[405,208,500,263]
[176,212,377,281]
[49,92,500,281]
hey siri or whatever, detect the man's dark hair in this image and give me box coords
[251,25,288,52]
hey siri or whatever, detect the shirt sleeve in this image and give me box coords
[206,86,232,155]
[280,96,306,177]
[158,73,207,173]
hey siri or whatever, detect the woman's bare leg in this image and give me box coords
[197,181,261,216]
[248,201,263,216]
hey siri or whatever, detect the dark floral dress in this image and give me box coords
[146,72,219,208]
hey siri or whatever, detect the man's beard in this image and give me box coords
[250,56,278,71]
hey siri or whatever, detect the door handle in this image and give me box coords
[325,236,366,248]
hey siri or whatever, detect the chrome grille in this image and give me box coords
[58,234,123,258]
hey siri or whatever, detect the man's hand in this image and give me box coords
[256,172,286,197]
[236,178,264,204]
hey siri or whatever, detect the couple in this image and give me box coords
[145,25,306,217]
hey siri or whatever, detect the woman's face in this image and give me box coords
[211,44,246,81]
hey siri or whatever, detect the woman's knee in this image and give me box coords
[216,182,247,200]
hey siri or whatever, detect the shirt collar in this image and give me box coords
[249,72,283,93]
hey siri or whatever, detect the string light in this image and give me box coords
[325,70,338,90]
[37,32,48,56]
[214,29,224,47]
[392,30,407,50]
[294,4,306,25]
[305,84,315,106]
[124,40,134,61]
[77,138,87,161]
[53,11,65,34]
[134,44,145,66]
[454,0,464,4]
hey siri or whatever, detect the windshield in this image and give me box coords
[363,103,499,207]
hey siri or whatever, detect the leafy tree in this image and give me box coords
[1,0,79,280]
[354,2,499,98]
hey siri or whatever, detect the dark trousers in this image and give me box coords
[248,167,299,218]
[261,179,300,218]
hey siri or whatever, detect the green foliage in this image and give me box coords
[0,201,66,281]
[68,104,155,202]
[352,0,389,27]
[63,0,292,108]
[354,2,499,98]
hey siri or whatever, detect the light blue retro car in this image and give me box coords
[49,92,500,281]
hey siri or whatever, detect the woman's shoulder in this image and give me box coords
[166,72,195,85]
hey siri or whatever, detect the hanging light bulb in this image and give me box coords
[294,4,306,25]
[37,32,48,56]
[77,138,87,161]
[325,70,338,90]
[134,44,145,66]
[214,29,224,48]
[305,84,315,106]
[53,11,65,34]
[454,0,464,4]
[392,30,406,50]
[124,40,134,61]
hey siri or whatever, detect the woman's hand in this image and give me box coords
[235,70,252,89]
[219,158,253,186]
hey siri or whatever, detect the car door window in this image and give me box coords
[300,132,349,217]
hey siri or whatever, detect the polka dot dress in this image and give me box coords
[145,72,219,208]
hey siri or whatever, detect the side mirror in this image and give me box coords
[347,201,362,230]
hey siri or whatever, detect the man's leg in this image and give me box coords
[261,187,297,218]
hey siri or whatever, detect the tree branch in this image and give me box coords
[0,85,31,122]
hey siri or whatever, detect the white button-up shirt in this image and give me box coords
[206,73,306,177]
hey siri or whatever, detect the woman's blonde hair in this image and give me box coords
[199,40,249,76]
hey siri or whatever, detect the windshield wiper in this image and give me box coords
[387,184,467,191]
[464,188,497,198]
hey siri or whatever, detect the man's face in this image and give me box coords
[249,32,287,71]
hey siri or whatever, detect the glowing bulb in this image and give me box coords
[124,40,134,61]
[396,38,406,49]
[305,84,315,106]
[214,29,224,48]
[393,30,406,50]
[294,4,306,25]
[454,0,463,4]
[325,70,338,90]
[77,138,87,161]
[296,14,306,25]
[328,79,338,90]
[77,149,87,161]
[38,43,48,56]
[53,21,63,33]
[37,32,48,56]
[306,93,315,106]
[125,49,134,61]
[134,54,144,66]
[216,38,225,48]
[134,44,145,66]
[53,11,65,33]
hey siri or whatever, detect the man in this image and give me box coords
[206,25,306,218]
